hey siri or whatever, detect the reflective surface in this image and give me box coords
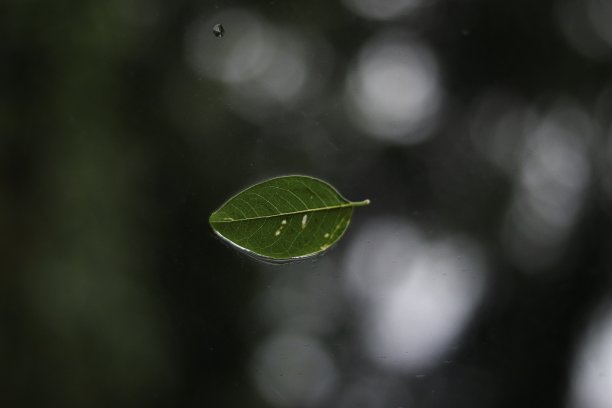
[2,0,612,407]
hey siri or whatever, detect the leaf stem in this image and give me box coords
[351,199,371,207]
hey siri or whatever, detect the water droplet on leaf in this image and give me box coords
[213,23,225,38]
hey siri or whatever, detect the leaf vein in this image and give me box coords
[297,179,328,206]
[211,202,359,223]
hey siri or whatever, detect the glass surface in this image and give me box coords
[3,0,612,407]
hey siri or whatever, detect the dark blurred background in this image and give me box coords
[2,0,612,407]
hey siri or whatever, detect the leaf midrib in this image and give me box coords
[211,200,369,224]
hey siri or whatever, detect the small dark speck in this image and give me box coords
[213,23,225,38]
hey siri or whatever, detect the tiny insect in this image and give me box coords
[213,23,225,38]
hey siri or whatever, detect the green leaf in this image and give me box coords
[209,175,370,263]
